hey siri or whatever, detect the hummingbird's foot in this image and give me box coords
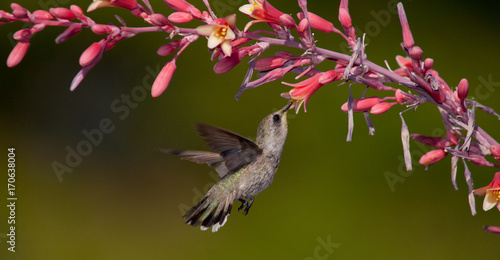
[238,197,254,216]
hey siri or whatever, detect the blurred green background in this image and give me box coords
[1,0,499,259]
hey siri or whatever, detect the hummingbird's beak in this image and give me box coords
[282,101,293,113]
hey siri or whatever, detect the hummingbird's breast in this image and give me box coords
[237,152,282,197]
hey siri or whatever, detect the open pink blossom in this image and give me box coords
[239,0,295,31]
[473,172,500,211]
[282,70,339,113]
[196,14,236,57]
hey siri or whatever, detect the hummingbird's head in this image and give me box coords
[255,102,291,149]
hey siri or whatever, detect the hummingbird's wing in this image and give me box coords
[158,149,229,178]
[196,124,262,175]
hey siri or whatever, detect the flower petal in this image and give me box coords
[196,24,217,36]
[483,193,497,211]
[220,40,232,57]
[225,28,235,40]
[207,33,223,49]
[239,4,254,15]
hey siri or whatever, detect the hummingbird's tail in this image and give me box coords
[183,192,235,232]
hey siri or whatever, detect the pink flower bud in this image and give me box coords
[70,5,84,17]
[157,41,180,56]
[395,89,408,104]
[483,226,500,234]
[13,29,31,41]
[88,0,139,12]
[341,96,382,113]
[423,58,434,71]
[254,56,287,71]
[490,145,500,160]
[419,149,447,167]
[7,41,30,67]
[11,3,28,18]
[214,53,241,74]
[79,42,102,67]
[91,24,109,35]
[468,155,495,167]
[50,7,76,20]
[167,12,193,23]
[275,51,294,59]
[411,134,451,148]
[297,19,308,36]
[152,60,177,98]
[457,78,469,101]
[279,14,296,28]
[163,0,201,18]
[409,46,423,61]
[231,38,251,48]
[297,12,335,33]
[370,102,396,115]
[33,10,54,20]
[150,13,171,26]
[338,8,352,28]
[398,4,414,50]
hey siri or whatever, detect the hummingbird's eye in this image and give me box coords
[273,114,281,123]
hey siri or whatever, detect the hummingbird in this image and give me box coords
[162,102,291,232]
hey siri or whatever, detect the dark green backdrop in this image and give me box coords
[1,0,499,259]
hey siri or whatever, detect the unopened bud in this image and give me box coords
[79,42,102,67]
[409,46,423,61]
[297,12,335,33]
[168,12,193,23]
[11,3,28,18]
[254,56,287,71]
[7,41,30,67]
[157,41,180,56]
[341,96,382,113]
[338,8,352,28]
[13,29,31,41]
[490,145,500,161]
[419,149,447,167]
[163,0,201,18]
[411,134,451,148]
[152,60,177,98]
[457,78,469,101]
[50,7,76,20]
[33,10,54,20]
[214,53,241,74]
[91,24,109,35]
[423,58,434,71]
[370,102,396,115]
[279,14,296,28]
[150,13,170,26]
[70,5,84,17]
